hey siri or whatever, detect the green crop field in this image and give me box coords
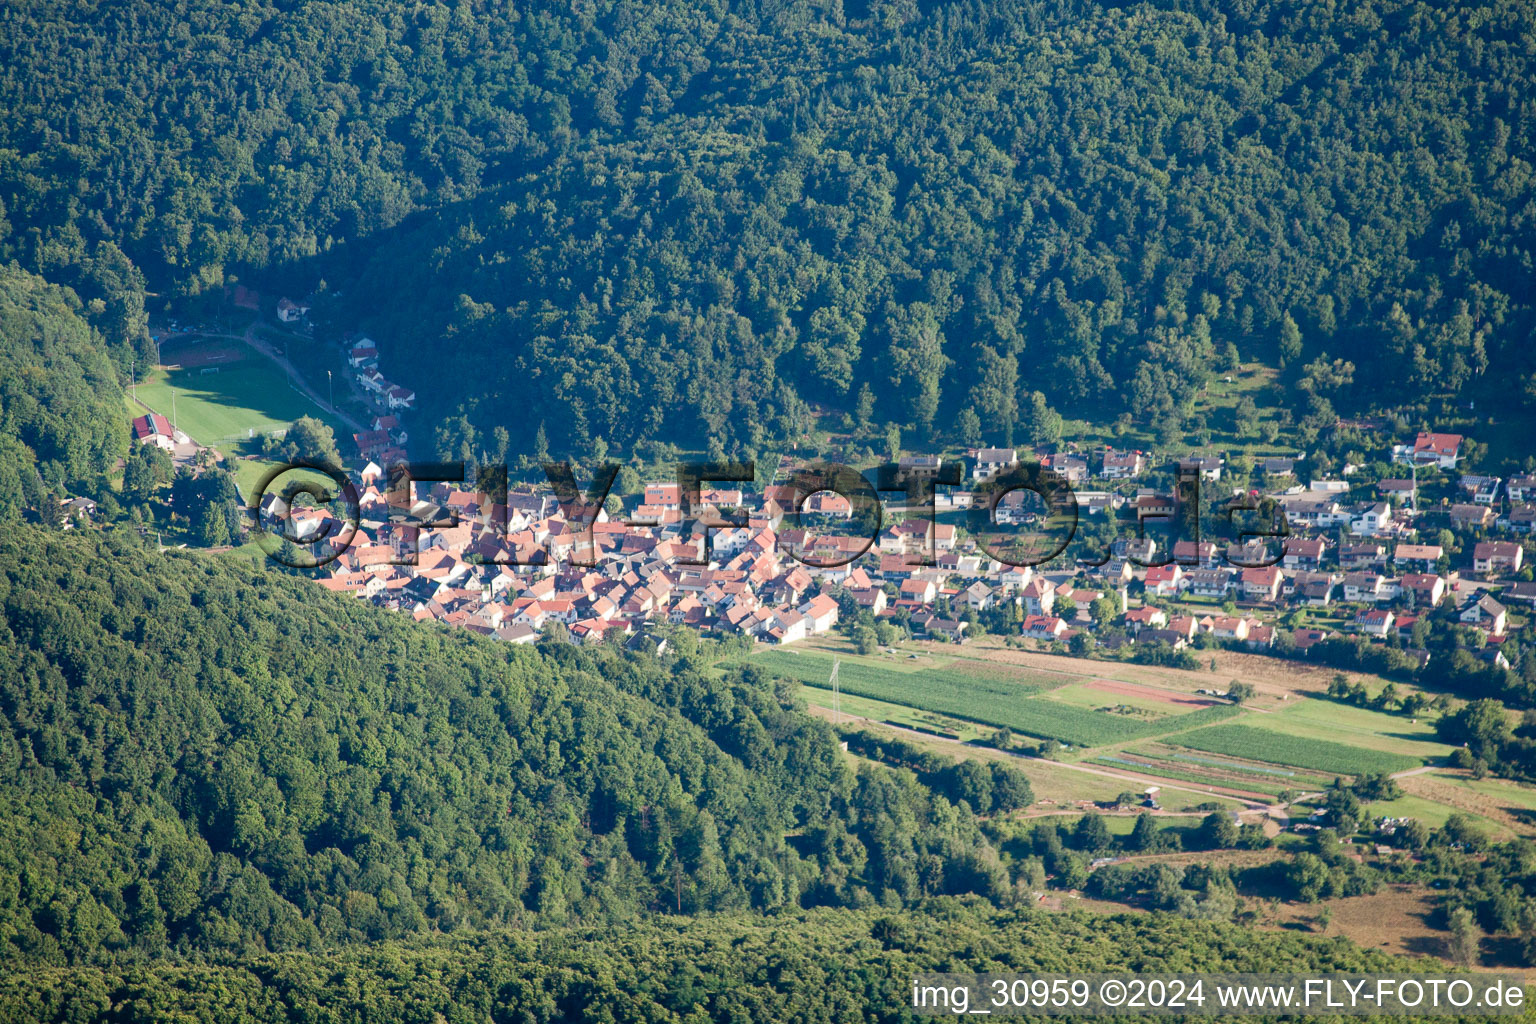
[1167,723,1422,776]
[1250,698,1453,762]
[981,699,1240,747]
[751,649,1240,746]
[750,649,1063,696]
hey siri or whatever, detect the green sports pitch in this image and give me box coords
[130,351,347,448]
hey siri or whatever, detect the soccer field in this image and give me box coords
[129,350,347,448]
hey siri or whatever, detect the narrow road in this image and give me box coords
[239,319,367,433]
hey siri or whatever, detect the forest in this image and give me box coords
[0,266,128,519]
[0,0,1534,459]
[0,899,1424,1023]
[11,523,1529,1011]
[5,0,1536,1015]
[0,525,1049,966]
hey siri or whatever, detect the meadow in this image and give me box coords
[801,685,978,741]
[1090,755,1293,797]
[1091,746,1340,797]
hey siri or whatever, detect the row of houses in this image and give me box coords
[346,336,416,410]
[968,445,1154,484]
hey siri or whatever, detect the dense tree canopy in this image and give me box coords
[2,0,1534,455]
[0,526,1035,966]
[0,265,128,518]
[0,898,1425,1023]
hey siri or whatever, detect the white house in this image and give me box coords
[276,297,310,323]
[1353,608,1393,637]
[1474,541,1523,576]
[1459,594,1507,636]
[1348,501,1392,536]
[799,594,840,634]
[972,447,1017,482]
[131,412,176,450]
[1022,614,1069,641]
[1101,449,1145,479]
[1408,431,1463,468]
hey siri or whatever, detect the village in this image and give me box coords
[232,423,1536,670]
[113,291,1533,670]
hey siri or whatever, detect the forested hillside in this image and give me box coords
[0,264,127,518]
[0,526,1036,965]
[0,901,1419,1023]
[2,0,1535,455]
[368,0,1536,457]
[4,0,1535,1015]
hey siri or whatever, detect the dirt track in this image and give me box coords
[161,339,245,368]
[1085,678,1219,708]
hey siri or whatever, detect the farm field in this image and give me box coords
[753,647,1067,689]
[1252,698,1453,761]
[770,639,1521,848]
[1048,679,1222,716]
[1015,765,1243,815]
[1093,752,1296,798]
[1087,746,1339,798]
[800,685,982,741]
[957,635,1362,704]
[1392,769,1536,840]
[1166,722,1423,776]
[754,648,1242,745]
[1011,757,1152,807]
[1158,751,1331,786]
[811,709,1250,814]
[980,697,1241,749]
[1458,774,1536,814]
